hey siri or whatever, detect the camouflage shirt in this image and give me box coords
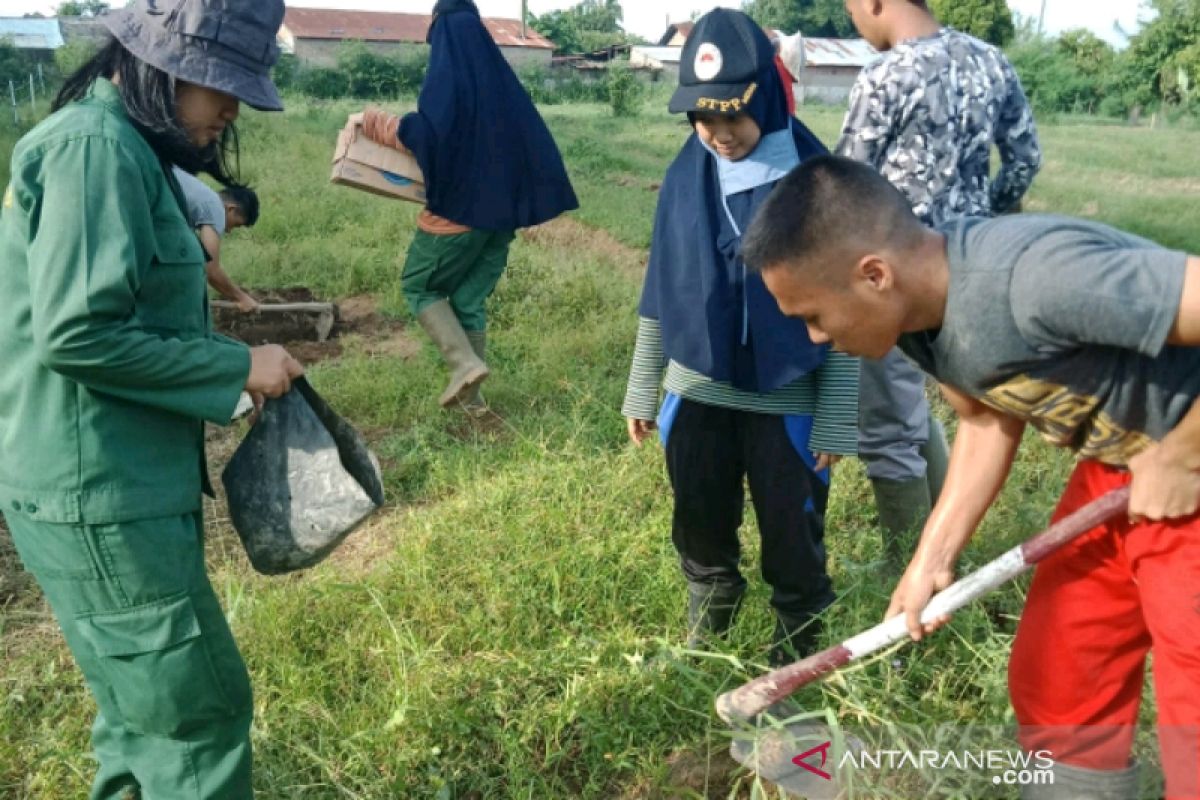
[836,28,1041,225]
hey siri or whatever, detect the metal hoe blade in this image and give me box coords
[728,721,860,799]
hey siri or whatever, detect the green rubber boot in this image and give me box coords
[921,416,950,504]
[871,476,932,571]
[461,330,489,418]
[686,582,746,648]
[416,300,489,408]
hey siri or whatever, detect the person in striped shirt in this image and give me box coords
[621,9,860,666]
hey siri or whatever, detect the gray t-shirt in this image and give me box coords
[171,166,225,236]
[898,215,1196,467]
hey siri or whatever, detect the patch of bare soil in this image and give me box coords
[443,404,510,443]
[213,289,420,364]
[620,743,751,799]
[615,173,663,193]
[0,516,36,609]
[521,217,648,277]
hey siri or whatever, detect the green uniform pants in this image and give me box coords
[4,511,253,800]
[402,228,516,332]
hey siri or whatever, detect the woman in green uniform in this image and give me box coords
[0,1,300,796]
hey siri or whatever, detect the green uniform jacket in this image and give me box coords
[0,79,250,525]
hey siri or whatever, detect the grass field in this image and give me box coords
[2,94,1199,798]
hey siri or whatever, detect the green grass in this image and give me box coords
[2,94,1199,798]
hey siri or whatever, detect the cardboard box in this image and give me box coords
[330,119,427,204]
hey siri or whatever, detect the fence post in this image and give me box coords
[9,80,18,126]
[30,73,37,113]
[38,63,45,95]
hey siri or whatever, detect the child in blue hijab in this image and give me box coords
[621,8,859,666]
[363,0,578,416]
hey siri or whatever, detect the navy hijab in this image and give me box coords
[399,0,579,230]
[639,52,830,394]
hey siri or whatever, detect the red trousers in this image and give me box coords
[1010,460,1200,798]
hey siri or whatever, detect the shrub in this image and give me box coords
[52,40,98,80]
[272,53,300,91]
[518,64,609,105]
[606,61,642,117]
[296,67,348,100]
[334,42,429,99]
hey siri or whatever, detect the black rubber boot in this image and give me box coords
[769,611,823,668]
[685,582,746,647]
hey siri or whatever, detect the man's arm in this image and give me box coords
[1166,256,1200,345]
[834,64,897,168]
[989,60,1042,213]
[1126,255,1200,519]
[886,383,1026,639]
[199,226,257,312]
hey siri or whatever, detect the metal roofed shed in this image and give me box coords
[0,18,66,51]
[278,8,555,70]
[777,33,878,105]
[629,45,683,81]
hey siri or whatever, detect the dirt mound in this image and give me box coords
[213,289,420,364]
[213,287,329,347]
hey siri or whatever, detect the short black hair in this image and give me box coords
[219,184,260,227]
[741,155,923,282]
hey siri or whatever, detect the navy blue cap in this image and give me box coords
[669,8,776,115]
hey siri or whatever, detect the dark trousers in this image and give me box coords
[664,399,834,619]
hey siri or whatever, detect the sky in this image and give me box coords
[1,0,1149,47]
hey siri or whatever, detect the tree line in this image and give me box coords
[527,0,1200,117]
[3,0,1197,120]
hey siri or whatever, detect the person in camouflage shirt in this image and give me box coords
[838,7,1041,224]
[839,0,1042,567]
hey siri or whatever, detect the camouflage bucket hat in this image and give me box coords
[103,0,285,112]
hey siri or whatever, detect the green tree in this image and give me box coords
[1056,28,1116,77]
[930,0,1015,46]
[529,0,629,55]
[55,1,110,15]
[1118,0,1200,106]
[530,9,583,54]
[0,39,29,86]
[572,0,622,34]
[53,39,100,78]
[742,0,852,36]
[606,60,643,116]
[1008,28,1117,114]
